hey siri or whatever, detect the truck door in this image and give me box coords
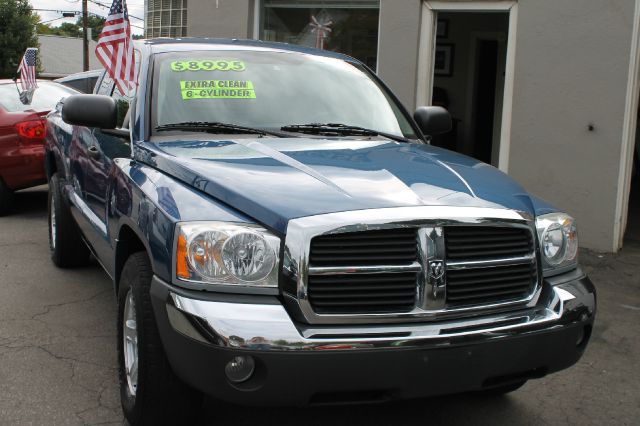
[68,75,133,265]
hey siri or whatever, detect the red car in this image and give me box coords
[0,80,78,215]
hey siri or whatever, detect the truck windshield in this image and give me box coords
[152,50,417,139]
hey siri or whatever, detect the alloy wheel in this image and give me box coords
[50,196,56,249]
[123,290,139,397]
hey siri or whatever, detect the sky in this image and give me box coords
[29,0,145,35]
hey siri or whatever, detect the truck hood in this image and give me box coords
[138,137,535,233]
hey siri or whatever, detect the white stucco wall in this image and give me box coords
[508,0,636,252]
[187,0,255,39]
[37,35,102,78]
[377,0,637,252]
[377,0,424,109]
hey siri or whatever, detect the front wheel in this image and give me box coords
[117,252,202,426]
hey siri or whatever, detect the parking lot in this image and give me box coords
[0,186,638,426]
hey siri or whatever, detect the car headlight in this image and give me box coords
[174,222,280,290]
[535,213,578,273]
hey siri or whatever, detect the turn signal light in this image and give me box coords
[176,233,190,279]
[15,119,46,143]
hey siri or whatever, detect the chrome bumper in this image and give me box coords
[160,270,595,352]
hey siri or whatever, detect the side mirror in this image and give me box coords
[414,106,452,136]
[62,94,117,129]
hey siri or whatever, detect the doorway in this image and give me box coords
[615,0,640,250]
[473,37,502,164]
[430,12,508,166]
[623,113,640,245]
[416,1,518,172]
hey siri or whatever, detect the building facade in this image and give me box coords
[37,35,102,78]
[143,0,640,253]
[144,0,188,38]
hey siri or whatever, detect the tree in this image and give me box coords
[82,15,105,40]
[59,22,83,38]
[36,16,105,40]
[36,23,60,36]
[37,22,81,38]
[0,0,39,78]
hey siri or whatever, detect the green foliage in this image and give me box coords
[36,22,77,38]
[36,15,106,41]
[0,0,39,78]
[82,15,106,40]
[59,22,83,38]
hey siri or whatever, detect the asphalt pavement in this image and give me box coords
[0,186,638,425]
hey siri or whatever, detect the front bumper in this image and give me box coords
[150,269,595,406]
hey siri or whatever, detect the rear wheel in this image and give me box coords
[0,178,14,216]
[48,173,90,267]
[118,252,202,426]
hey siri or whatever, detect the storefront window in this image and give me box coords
[262,0,380,70]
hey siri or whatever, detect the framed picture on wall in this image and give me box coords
[437,19,448,38]
[434,44,454,77]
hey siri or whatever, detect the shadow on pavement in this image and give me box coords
[8,185,49,218]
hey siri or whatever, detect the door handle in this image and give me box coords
[87,145,101,160]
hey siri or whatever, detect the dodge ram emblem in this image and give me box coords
[428,261,445,281]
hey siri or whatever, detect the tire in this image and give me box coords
[0,178,14,216]
[479,380,527,396]
[117,252,202,426]
[48,173,90,267]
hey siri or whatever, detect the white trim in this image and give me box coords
[252,0,261,39]
[375,1,382,73]
[417,1,517,173]
[614,0,640,250]
[427,1,515,11]
[416,2,436,107]
[497,3,518,173]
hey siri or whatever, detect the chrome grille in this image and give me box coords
[307,229,419,314]
[309,228,418,266]
[305,225,537,316]
[308,272,418,314]
[445,263,536,306]
[445,226,533,260]
[284,206,540,324]
[444,226,537,308]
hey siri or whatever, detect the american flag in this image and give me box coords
[17,48,38,92]
[95,0,135,93]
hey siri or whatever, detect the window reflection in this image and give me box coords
[262,0,380,71]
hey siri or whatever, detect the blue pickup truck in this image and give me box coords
[45,38,596,425]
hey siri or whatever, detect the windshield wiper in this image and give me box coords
[156,121,284,137]
[280,123,410,143]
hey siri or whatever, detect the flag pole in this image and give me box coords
[13,79,20,97]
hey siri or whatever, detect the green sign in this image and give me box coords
[180,80,256,100]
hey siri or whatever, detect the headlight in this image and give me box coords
[535,213,578,273]
[175,222,280,290]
